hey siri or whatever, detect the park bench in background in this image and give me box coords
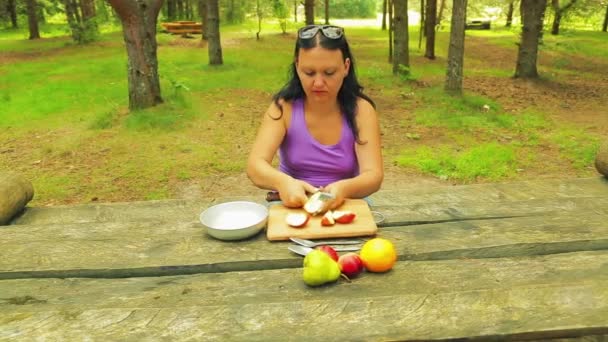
[161,21,202,37]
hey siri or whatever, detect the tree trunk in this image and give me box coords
[388,0,393,63]
[551,11,561,34]
[506,0,515,27]
[167,0,176,21]
[207,0,223,65]
[514,0,547,78]
[550,0,577,35]
[8,0,18,28]
[382,0,387,30]
[324,0,329,24]
[392,0,409,75]
[437,0,446,29]
[418,0,424,50]
[294,0,298,22]
[425,0,437,59]
[256,0,262,40]
[603,4,608,32]
[177,0,184,19]
[26,0,40,39]
[81,0,98,39]
[305,0,314,25]
[199,0,208,40]
[107,0,164,110]
[445,0,467,94]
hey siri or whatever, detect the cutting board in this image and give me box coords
[266,199,377,241]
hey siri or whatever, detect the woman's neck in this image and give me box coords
[304,98,341,117]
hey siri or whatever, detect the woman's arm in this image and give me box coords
[324,98,384,208]
[246,101,317,207]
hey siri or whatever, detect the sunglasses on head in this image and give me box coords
[298,25,344,40]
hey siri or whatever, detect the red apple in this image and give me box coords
[316,245,339,262]
[332,210,356,224]
[285,213,310,228]
[321,210,335,226]
[338,253,364,278]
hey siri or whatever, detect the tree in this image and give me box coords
[506,0,516,27]
[305,0,314,24]
[5,0,18,28]
[207,0,223,65]
[26,0,40,39]
[64,0,98,43]
[604,2,608,31]
[437,0,446,29]
[272,0,289,34]
[392,0,409,75]
[199,0,208,40]
[107,0,163,110]
[388,0,393,62]
[445,0,467,94]
[551,0,578,34]
[514,0,547,78]
[324,0,329,24]
[425,0,437,59]
[382,0,387,30]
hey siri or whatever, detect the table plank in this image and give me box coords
[1,251,606,340]
[2,210,608,279]
[12,177,608,227]
[370,177,608,206]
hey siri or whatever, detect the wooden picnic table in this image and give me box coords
[1,177,607,340]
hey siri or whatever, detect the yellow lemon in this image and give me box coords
[359,238,397,273]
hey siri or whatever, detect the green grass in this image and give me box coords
[413,88,514,130]
[549,127,601,170]
[395,143,517,182]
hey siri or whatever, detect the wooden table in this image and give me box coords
[2,177,607,340]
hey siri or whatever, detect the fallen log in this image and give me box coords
[0,172,34,225]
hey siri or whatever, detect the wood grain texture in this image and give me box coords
[266,199,377,241]
[1,251,606,341]
[370,177,608,206]
[1,209,607,279]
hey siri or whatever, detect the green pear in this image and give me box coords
[302,250,341,287]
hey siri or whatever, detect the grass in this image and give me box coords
[0,20,605,204]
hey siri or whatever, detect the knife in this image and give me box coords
[288,244,361,257]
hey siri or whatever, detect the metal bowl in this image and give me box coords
[199,201,268,241]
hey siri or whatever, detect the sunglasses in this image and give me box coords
[298,25,344,40]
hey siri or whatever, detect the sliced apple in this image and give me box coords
[332,210,356,224]
[320,210,335,226]
[285,213,310,228]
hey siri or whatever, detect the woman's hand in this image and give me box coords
[278,178,318,208]
[320,181,347,210]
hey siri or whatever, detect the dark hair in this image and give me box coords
[272,29,375,142]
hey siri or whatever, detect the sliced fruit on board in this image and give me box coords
[285,212,310,228]
[321,210,335,226]
[332,210,356,224]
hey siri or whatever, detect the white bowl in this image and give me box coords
[200,201,268,241]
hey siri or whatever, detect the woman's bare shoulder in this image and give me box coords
[356,97,376,117]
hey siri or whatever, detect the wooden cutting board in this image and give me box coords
[266,199,377,241]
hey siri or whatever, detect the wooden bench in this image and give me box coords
[1,177,608,340]
[161,21,203,36]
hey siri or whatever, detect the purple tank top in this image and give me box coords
[279,98,358,187]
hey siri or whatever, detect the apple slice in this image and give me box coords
[321,210,335,226]
[332,210,356,224]
[285,213,310,228]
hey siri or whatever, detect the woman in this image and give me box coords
[247,25,383,209]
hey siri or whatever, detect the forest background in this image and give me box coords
[0,0,607,206]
